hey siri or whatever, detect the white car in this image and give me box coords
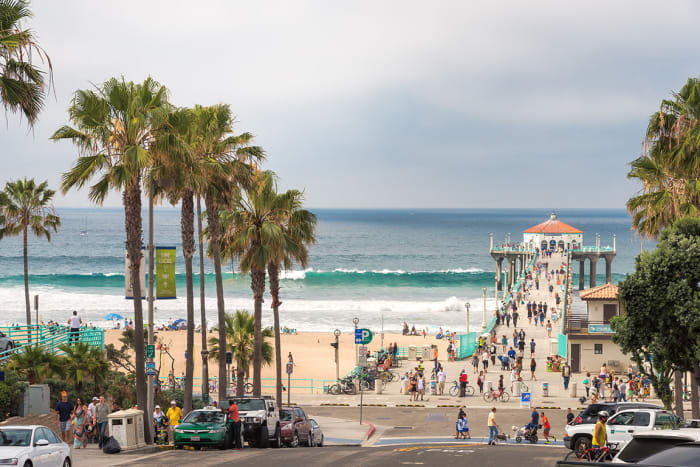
[606,408,679,449]
[0,425,71,467]
[612,428,700,464]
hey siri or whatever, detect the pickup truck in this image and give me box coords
[605,408,679,449]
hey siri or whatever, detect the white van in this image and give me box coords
[612,428,700,464]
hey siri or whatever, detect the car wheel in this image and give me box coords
[574,436,591,456]
[290,431,299,448]
[221,431,231,450]
[257,426,269,448]
[318,434,323,447]
[271,426,281,448]
[23,462,32,467]
[175,444,183,449]
[306,432,313,447]
[515,436,522,443]
[63,460,71,467]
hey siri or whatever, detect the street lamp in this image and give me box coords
[332,329,341,382]
[353,317,359,366]
[482,287,487,330]
[464,302,470,334]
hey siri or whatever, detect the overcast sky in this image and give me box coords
[3,0,700,209]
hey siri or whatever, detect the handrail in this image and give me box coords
[0,325,104,362]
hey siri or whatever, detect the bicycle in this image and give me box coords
[328,377,356,395]
[448,380,475,397]
[483,387,510,402]
[564,443,618,462]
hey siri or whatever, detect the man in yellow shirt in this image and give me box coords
[592,410,609,455]
[166,400,182,442]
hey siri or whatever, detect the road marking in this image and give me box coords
[393,443,480,452]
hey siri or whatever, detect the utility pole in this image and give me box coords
[146,173,155,439]
[464,302,470,334]
[482,287,487,330]
[353,317,359,366]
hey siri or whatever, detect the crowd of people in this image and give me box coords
[54,392,111,449]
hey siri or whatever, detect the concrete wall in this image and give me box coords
[585,300,624,322]
[569,337,633,375]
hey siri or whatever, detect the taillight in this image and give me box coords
[575,416,581,425]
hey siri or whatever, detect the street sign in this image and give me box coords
[202,393,209,404]
[146,344,155,359]
[358,345,368,367]
[355,328,373,345]
[520,392,531,408]
[146,362,156,377]
[286,362,294,375]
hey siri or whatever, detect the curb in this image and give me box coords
[534,406,561,409]
[359,404,387,407]
[281,403,297,406]
[437,405,466,408]
[320,403,350,406]
[395,404,425,407]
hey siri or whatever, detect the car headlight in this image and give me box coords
[0,459,18,466]
[210,428,225,433]
[175,429,183,433]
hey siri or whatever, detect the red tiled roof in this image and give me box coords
[523,213,582,234]
[579,283,619,300]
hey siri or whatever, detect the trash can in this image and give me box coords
[486,381,493,392]
[542,382,549,397]
[108,409,146,451]
[513,381,521,397]
[430,379,437,395]
[421,345,431,361]
[375,380,383,394]
[569,382,577,398]
[408,345,417,360]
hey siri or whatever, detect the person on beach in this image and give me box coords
[55,391,73,443]
[71,398,87,448]
[68,310,82,345]
[530,358,537,380]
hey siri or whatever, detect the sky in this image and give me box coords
[3,0,700,209]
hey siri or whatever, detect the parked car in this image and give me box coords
[310,419,324,447]
[234,396,281,448]
[0,425,71,467]
[635,441,700,466]
[612,429,700,464]
[279,407,313,447]
[564,402,663,454]
[606,408,680,449]
[174,407,238,449]
[0,331,14,352]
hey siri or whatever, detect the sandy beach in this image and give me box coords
[106,329,447,385]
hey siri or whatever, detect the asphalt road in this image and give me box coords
[114,444,567,467]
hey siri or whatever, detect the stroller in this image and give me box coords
[154,416,170,445]
[513,424,541,444]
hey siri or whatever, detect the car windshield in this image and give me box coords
[280,410,293,421]
[0,429,31,447]
[234,399,266,411]
[640,444,700,466]
[182,411,224,424]
[618,438,692,463]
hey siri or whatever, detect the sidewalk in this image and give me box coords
[311,415,380,446]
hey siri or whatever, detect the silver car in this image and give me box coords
[310,419,324,447]
[0,331,14,352]
[0,425,71,467]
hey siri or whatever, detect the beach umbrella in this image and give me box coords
[172,319,186,325]
[104,313,124,321]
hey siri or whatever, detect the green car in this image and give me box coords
[174,408,233,449]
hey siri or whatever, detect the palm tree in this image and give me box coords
[52,76,168,444]
[0,0,53,127]
[217,171,291,396]
[58,342,110,392]
[191,104,263,402]
[196,196,209,399]
[267,191,317,405]
[0,178,60,329]
[207,310,273,396]
[6,345,63,384]
[627,77,700,239]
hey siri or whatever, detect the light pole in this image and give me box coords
[353,317,359,366]
[464,302,470,334]
[494,274,499,315]
[502,270,507,301]
[333,329,341,381]
[482,287,487,330]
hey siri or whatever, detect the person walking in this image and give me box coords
[68,310,82,345]
[527,302,532,324]
[487,407,499,445]
[546,320,553,338]
[541,411,555,444]
[490,343,497,366]
[619,379,627,402]
[512,310,519,327]
[166,400,182,443]
[228,399,242,449]
[529,339,536,357]
[583,373,591,398]
[561,362,571,390]
[71,398,87,449]
[471,354,479,374]
[417,373,425,401]
[95,395,110,448]
[501,335,508,353]
[437,367,446,395]
[539,311,545,326]
[530,358,537,381]
[55,391,73,443]
[477,370,485,393]
[505,312,511,327]
[482,348,489,374]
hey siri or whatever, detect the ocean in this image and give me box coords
[0,208,648,333]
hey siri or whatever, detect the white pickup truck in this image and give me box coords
[605,408,680,449]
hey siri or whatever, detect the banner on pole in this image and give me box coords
[125,248,146,299]
[156,246,177,299]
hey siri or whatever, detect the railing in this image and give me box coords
[161,376,338,395]
[572,246,615,253]
[490,245,532,253]
[0,325,104,362]
[563,317,614,334]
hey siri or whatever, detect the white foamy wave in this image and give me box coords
[0,286,497,333]
[280,268,313,280]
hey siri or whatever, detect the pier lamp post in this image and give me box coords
[333,329,341,381]
[494,274,499,315]
[353,317,359,366]
[502,270,507,301]
[482,287,487,330]
[464,302,470,334]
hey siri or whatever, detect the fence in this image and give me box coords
[558,333,567,358]
[166,376,338,396]
[0,324,104,362]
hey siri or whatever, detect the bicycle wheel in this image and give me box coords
[345,384,357,395]
[465,385,475,396]
[245,383,254,394]
[328,384,340,395]
[500,391,510,402]
[483,392,494,402]
[449,385,459,397]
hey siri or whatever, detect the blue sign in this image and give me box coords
[146,362,156,377]
[588,324,613,334]
[355,328,363,344]
[521,392,531,403]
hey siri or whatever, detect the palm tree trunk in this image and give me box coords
[236,365,246,397]
[181,192,195,414]
[197,196,209,401]
[692,363,700,419]
[674,370,684,417]
[23,226,31,342]
[124,182,150,444]
[205,194,227,402]
[268,262,282,405]
[251,267,266,396]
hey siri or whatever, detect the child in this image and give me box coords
[461,412,471,439]
[541,411,555,444]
